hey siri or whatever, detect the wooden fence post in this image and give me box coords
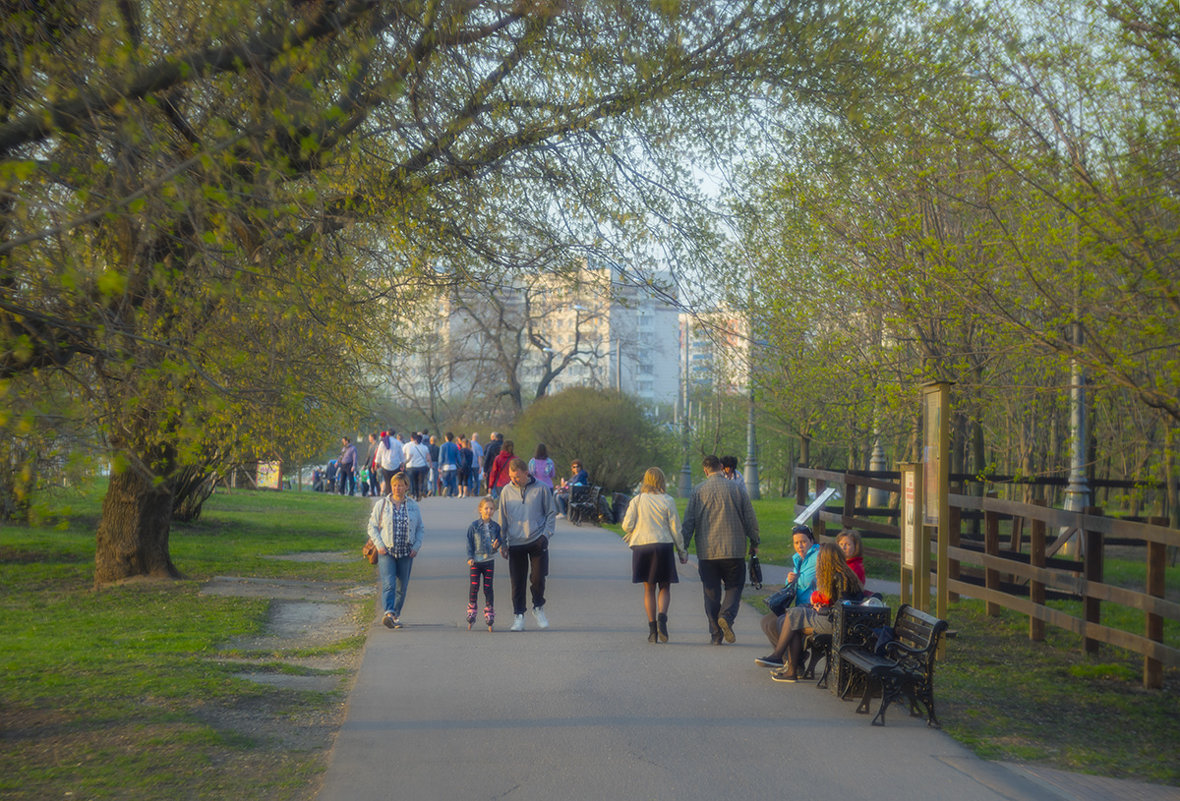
[814,478,827,540]
[1146,516,1167,689]
[1029,500,1046,642]
[1083,507,1104,656]
[985,506,1000,617]
[948,505,960,603]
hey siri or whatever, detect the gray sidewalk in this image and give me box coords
[316,497,1177,801]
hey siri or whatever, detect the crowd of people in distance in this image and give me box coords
[316,430,523,500]
[358,435,875,681]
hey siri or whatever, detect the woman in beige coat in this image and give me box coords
[621,467,689,643]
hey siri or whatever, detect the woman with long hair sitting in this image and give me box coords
[761,543,863,682]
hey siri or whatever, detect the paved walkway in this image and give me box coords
[316,497,1178,801]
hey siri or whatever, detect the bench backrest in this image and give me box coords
[890,604,949,674]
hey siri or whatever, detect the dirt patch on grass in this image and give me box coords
[190,567,376,800]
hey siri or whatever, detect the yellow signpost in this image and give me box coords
[899,462,929,611]
[921,382,952,623]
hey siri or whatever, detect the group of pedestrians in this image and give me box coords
[362,449,754,642]
[622,454,872,676]
[621,454,759,645]
[363,445,865,682]
[366,450,558,632]
[333,429,524,500]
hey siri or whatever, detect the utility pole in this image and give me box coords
[679,316,693,498]
[744,380,760,500]
[1062,320,1088,557]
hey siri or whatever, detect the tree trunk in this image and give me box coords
[94,469,180,587]
[171,465,216,523]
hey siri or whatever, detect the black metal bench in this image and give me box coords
[800,632,832,687]
[567,485,601,526]
[800,598,890,690]
[837,604,948,727]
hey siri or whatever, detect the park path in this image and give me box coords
[315,496,1175,801]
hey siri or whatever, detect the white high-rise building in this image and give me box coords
[412,260,681,412]
[680,308,749,395]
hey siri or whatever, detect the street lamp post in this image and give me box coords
[744,382,760,500]
[679,317,693,497]
[743,337,766,500]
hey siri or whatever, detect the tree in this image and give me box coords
[1,0,897,584]
[734,0,1179,520]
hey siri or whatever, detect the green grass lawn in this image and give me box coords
[0,482,373,801]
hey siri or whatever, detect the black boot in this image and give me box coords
[648,620,659,643]
[657,613,669,643]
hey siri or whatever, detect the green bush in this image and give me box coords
[512,387,675,491]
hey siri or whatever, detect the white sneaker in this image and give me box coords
[532,607,549,629]
[510,614,525,632]
[555,513,565,519]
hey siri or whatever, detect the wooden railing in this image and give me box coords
[794,467,1180,689]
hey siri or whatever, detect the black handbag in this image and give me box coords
[748,554,763,589]
[765,581,797,616]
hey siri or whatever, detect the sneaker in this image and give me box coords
[510,614,525,632]
[770,667,799,683]
[532,607,550,629]
[711,634,724,645]
[717,616,735,643]
[392,616,403,629]
[555,513,565,519]
[755,655,784,668]
[382,612,396,629]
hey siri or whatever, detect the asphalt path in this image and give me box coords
[316,496,1176,801]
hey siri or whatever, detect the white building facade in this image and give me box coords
[420,260,682,412]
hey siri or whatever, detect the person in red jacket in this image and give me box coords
[836,529,866,584]
[487,440,516,500]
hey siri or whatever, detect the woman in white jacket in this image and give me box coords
[621,467,688,643]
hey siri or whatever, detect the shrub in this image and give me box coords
[513,388,675,492]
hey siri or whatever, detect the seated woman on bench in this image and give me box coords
[554,459,589,518]
[836,529,865,584]
[761,544,863,683]
[758,524,819,657]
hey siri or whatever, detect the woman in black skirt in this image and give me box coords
[621,467,689,643]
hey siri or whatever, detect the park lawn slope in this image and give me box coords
[0,484,373,801]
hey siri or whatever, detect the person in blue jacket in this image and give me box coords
[755,524,819,665]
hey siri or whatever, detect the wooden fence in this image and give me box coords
[795,467,1180,689]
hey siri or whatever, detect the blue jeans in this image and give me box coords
[337,465,355,495]
[406,466,428,499]
[441,469,458,496]
[378,552,414,617]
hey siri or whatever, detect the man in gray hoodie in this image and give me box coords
[681,454,760,644]
[497,458,557,632]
